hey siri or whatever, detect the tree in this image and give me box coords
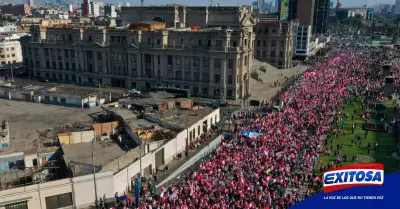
[374,14,386,23]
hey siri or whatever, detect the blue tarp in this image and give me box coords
[241,131,262,138]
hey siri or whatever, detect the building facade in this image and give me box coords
[0,40,23,66]
[288,0,298,21]
[89,2,100,17]
[297,0,315,26]
[292,22,312,58]
[254,21,293,69]
[21,6,256,100]
[313,0,329,35]
[395,0,400,15]
[104,5,117,17]
[28,0,34,7]
[0,4,31,16]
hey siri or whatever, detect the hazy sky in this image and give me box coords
[2,0,397,7]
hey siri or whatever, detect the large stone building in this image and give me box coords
[0,4,31,16]
[0,40,23,66]
[254,21,293,69]
[20,6,256,100]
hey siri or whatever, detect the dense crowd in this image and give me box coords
[129,46,395,209]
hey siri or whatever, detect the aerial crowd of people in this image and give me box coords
[126,46,397,209]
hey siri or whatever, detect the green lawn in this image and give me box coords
[316,97,399,174]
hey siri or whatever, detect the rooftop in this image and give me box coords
[119,91,177,106]
[43,86,109,98]
[0,80,111,98]
[0,99,101,155]
[146,107,216,129]
[61,140,130,176]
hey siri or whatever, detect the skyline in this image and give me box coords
[0,0,397,7]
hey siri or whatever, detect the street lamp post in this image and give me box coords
[10,65,14,82]
[98,72,103,92]
[92,138,98,209]
[186,115,189,157]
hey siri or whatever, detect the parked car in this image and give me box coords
[39,78,49,83]
[215,100,229,107]
[128,89,141,94]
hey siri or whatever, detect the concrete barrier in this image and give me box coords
[155,134,223,188]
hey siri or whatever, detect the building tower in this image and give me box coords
[27,0,34,7]
[288,0,298,20]
[83,0,90,16]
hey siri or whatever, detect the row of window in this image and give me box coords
[256,40,285,48]
[0,47,15,52]
[255,27,287,35]
[1,60,17,65]
[256,50,285,58]
[47,33,245,49]
[44,95,67,103]
[28,48,244,70]
[0,53,16,58]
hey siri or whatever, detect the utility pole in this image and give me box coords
[139,142,142,180]
[10,65,14,82]
[185,115,189,157]
[98,73,103,92]
[92,138,98,209]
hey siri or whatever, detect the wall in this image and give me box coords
[72,130,95,143]
[92,121,119,136]
[0,152,24,172]
[40,92,82,107]
[0,178,72,209]
[24,152,57,168]
[0,119,9,149]
[0,172,114,209]
[112,151,154,194]
[72,172,114,208]
[58,130,94,145]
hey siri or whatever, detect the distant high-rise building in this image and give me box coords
[27,0,34,7]
[274,0,279,10]
[89,1,100,16]
[297,0,315,26]
[257,0,266,13]
[313,0,329,35]
[0,4,31,16]
[330,1,334,8]
[395,0,400,15]
[288,0,297,20]
[104,4,117,17]
[83,0,90,16]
